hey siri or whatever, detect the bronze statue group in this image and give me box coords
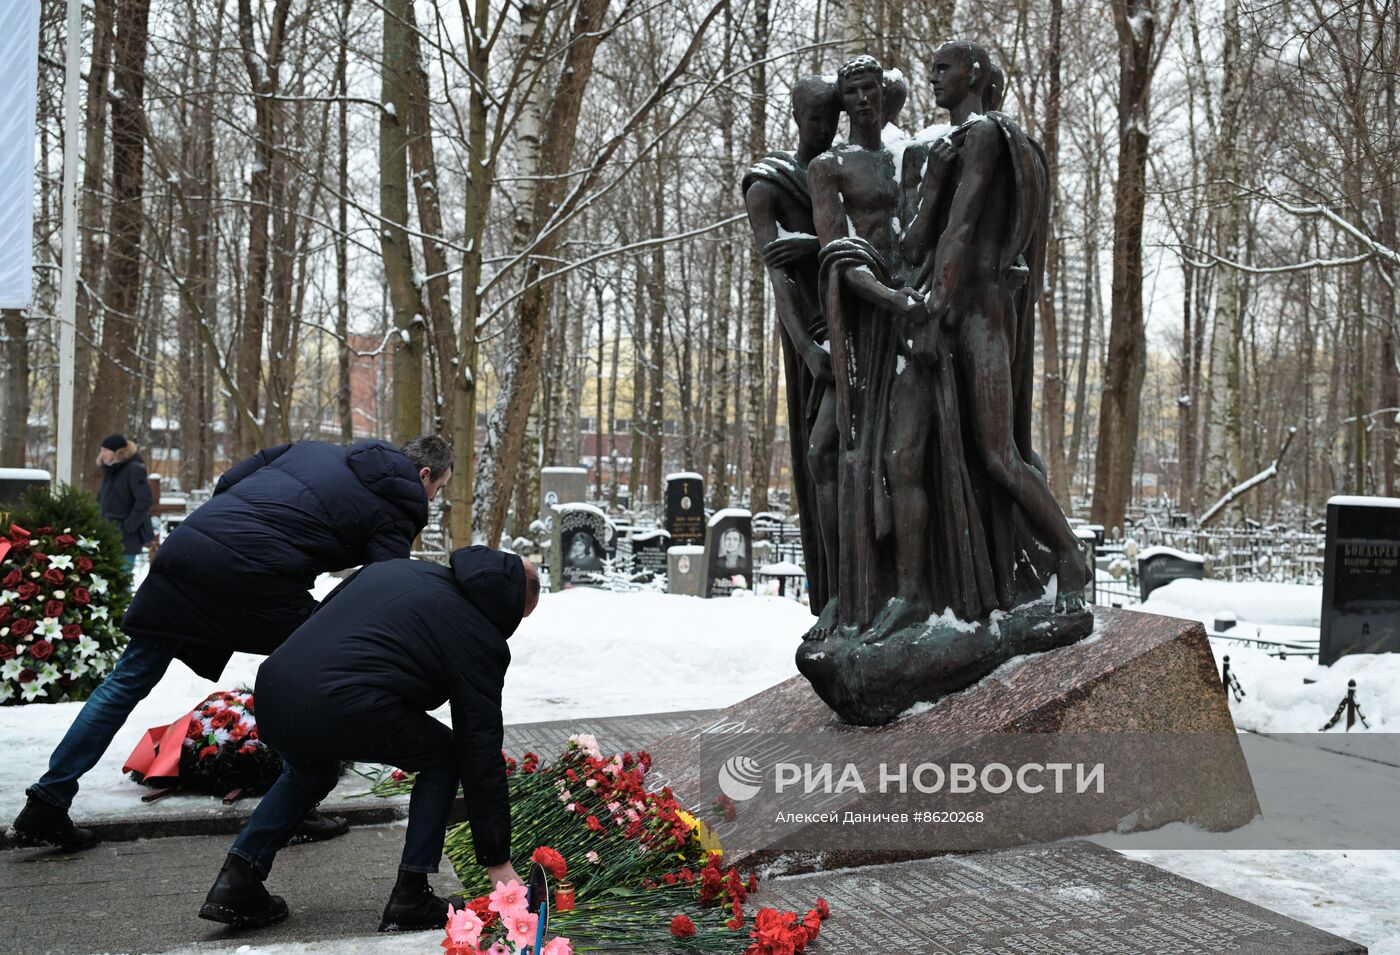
[745,42,1095,724]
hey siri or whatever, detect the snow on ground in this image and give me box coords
[1141,576,1400,733]
[0,577,809,822]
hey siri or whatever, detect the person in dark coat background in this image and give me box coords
[96,433,154,570]
[11,435,453,853]
[200,546,541,932]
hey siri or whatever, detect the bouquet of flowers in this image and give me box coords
[175,689,284,795]
[368,735,830,953]
[0,485,132,705]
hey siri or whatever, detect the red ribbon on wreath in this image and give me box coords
[122,709,198,786]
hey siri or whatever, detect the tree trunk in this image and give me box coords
[336,0,352,443]
[473,0,611,543]
[83,0,151,483]
[1090,0,1161,532]
[381,0,424,444]
[744,0,770,512]
[1040,0,1069,510]
[74,0,114,442]
[0,310,28,465]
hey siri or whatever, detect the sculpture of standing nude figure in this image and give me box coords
[749,48,1093,725]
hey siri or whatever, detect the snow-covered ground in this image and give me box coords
[7,572,1400,953]
[1142,577,1400,733]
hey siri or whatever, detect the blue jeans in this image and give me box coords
[28,635,176,810]
[230,723,460,877]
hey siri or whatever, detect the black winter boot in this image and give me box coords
[11,796,99,852]
[288,805,349,845]
[199,855,289,928]
[378,871,467,932]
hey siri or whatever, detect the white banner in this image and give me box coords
[0,1,41,309]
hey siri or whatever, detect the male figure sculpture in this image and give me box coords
[743,77,843,615]
[906,40,1089,608]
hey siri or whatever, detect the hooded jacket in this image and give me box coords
[257,546,525,867]
[97,441,154,555]
[122,440,429,678]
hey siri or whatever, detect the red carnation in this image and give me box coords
[210,709,236,729]
[2,569,20,588]
[670,915,697,938]
[61,623,81,641]
[0,643,13,660]
[198,745,219,760]
[71,587,91,606]
[0,605,10,624]
[76,557,93,574]
[10,617,35,637]
[28,639,54,661]
[585,815,604,833]
[54,534,76,549]
[466,896,498,929]
[815,898,829,920]
[18,667,35,683]
[43,568,65,586]
[43,599,65,619]
[16,582,39,601]
[531,846,567,880]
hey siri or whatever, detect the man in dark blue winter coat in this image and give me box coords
[11,436,453,852]
[96,433,154,570]
[200,546,541,932]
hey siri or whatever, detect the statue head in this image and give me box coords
[931,40,995,112]
[836,54,885,132]
[882,68,909,126]
[986,62,1006,112]
[791,75,840,153]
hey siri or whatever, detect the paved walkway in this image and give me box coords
[1,824,459,955]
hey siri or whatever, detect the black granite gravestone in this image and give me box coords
[628,528,670,577]
[1138,545,1206,601]
[549,503,612,589]
[1321,495,1400,665]
[759,842,1365,954]
[704,508,753,597]
[664,472,705,546]
[0,467,49,518]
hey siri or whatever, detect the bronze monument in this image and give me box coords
[747,44,1093,725]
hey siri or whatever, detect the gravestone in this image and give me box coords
[703,507,753,597]
[539,466,589,532]
[664,472,705,545]
[666,545,705,597]
[1138,545,1206,601]
[628,528,671,577]
[759,842,1365,955]
[548,503,612,590]
[0,467,49,523]
[1321,495,1400,664]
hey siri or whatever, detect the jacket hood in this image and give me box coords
[346,440,429,523]
[449,545,527,638]
[98,442,140,468]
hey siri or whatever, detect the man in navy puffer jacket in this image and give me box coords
[12,436,453,852]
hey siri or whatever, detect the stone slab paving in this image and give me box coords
[0,824,457,955]
[1,710,716,849]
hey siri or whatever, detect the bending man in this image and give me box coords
[13,436,452,850]
[200,546,540,932]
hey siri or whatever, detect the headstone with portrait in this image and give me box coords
[548,502,613,590]
[1321,495,1400,664]
[539,466,589,534]
[664,472,705,546]
[703,508,753,598]
[667,545,705,597]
